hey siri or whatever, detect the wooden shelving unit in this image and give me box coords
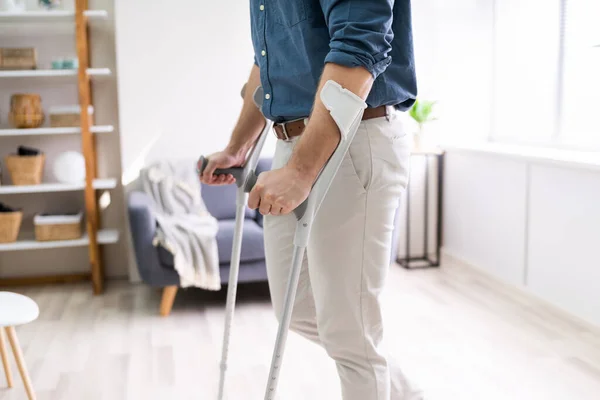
[0,1,118,294]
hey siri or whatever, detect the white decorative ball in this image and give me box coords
[53,151,86,183]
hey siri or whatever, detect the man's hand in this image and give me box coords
[199,149,244,186]
[248,166,312,216]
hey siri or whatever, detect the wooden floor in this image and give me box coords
[1,259,600,400]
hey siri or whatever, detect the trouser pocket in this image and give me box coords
[346,124,372,192]
[364,115,411,192]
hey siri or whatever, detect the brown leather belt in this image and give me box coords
[273,105,388,141]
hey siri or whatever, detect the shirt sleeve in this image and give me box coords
[320,0,394,79]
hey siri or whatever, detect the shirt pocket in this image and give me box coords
[272,0,307,27]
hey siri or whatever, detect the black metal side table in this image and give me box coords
[397,149,445,269]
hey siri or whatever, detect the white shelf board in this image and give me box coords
[0,179,117,195]
[0,68,111,78]
[0,10,108,22]
[0,125,114,137]
[0,229,119,252]
[93,178,118,190]
[87,68,111,77]
[84,10,108,19]
[91,125,114,133]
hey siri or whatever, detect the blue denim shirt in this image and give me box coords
[251,0,417,122]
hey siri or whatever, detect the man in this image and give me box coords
[201,1,420,399]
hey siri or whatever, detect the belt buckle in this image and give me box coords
[281,123,291,141]
[275,123,291,142]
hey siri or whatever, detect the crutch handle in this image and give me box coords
[198,155,307,219]
[197,156,245,182]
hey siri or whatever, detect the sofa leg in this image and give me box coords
[160,286,178,317]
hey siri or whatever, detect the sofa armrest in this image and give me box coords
[127,191,179,286]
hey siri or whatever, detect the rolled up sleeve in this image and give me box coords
[321,0,394,79]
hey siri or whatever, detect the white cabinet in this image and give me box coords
[527,165,600,326]
[443,148,600,326]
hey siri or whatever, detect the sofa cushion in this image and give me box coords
[217,219,265,264]
[201,184,256,220]
[156,219,265,267]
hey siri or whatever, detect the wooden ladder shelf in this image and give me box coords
[0,1,118,294]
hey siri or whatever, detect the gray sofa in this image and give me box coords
[127,158,272,316]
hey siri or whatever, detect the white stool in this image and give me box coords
[0,292,39,400]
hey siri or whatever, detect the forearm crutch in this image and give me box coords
[262,81,367,400]
[200,81,367,400]
[199,85,273,400]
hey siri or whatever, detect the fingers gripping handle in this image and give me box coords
[198,156,307,219]
[198,156,245,182]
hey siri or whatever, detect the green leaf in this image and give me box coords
[409,99,437,125]
[409,101,419,121]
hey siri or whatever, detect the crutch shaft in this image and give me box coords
[264,245,306,400]
[218,196,248,400]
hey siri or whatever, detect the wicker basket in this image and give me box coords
[0,211,23,244]
[9,94,44,129]
[5,154,45,186]
[50,113,80,128]
[9,113,44,129]
[0,48,37,70]
[34,213,83,242]
[49,106,93,128]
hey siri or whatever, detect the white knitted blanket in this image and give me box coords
[141,160,220,290]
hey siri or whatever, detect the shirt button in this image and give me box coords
[261,50,266,56]
[265,93,271,100]
[260,4,264,11]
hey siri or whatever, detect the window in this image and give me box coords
[491,0,600,150]
[559,0,600,148]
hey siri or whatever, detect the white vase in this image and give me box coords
[53,151,86,183]
[413,125,426,152]
[413,133,422,152]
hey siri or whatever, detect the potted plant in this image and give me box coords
[409,99,437,150]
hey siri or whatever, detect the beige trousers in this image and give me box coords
[264,112,417,400]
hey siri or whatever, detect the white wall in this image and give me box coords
[443,150,600,327]
[443,152,528,286]
[115,0,274,184]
